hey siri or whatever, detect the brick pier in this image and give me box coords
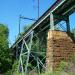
[46,30,75,71]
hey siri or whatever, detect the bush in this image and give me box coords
[4,60,21,75]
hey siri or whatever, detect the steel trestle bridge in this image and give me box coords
[11,0,75,75]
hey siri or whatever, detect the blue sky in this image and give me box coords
[0,0,75,46]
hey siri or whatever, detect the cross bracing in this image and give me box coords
[11,0,75,75]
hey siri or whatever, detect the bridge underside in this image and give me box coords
[11,0,75,75]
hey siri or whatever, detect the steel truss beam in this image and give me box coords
[49,12,70,33]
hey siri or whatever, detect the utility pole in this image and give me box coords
[18,15,36,37]
[38,0,39,18]
[19,15,21,36]
[20,16,36,21]
[18,0,39,36]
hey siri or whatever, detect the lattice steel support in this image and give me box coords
[24,31,33,75]
[19,40,24,75]
[18,31,34,75]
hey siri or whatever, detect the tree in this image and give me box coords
[16,24,31,41]
[72,28,75,38]
[23,24,31,32]
[0,24,11,73]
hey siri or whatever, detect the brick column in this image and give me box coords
[46,30,54,72]
[46,30,75,71]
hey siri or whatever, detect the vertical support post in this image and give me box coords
[16,47,17,59]
[50,12,54,30]
[19,15,21,36]
[38,0,39,18]
[37,58,40,75]
[65,17,70,34]
[16,45,18,59]
[24,31,34,75]
[19,40,24,75]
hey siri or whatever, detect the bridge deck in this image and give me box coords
[11,0,75,49]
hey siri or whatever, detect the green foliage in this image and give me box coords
[40,71,75,75]
[16,24,31,41]
[4,60,22,75]
[23,24,31,32]
[71,28,75,38]
[12,61,19,72]
[57,61,69,71]
[13,72,22,75]
[6,60,75,75]
[20,24,31,36]
[4,70,12,75]
[40,54,75,75]
[71,53,75,63]
[32,36,39,51]
[0,24,12,73]
[4,70,22,75]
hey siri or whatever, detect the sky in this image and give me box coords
[0,0,75,46]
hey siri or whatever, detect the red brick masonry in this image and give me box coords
[46,30,75,71]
